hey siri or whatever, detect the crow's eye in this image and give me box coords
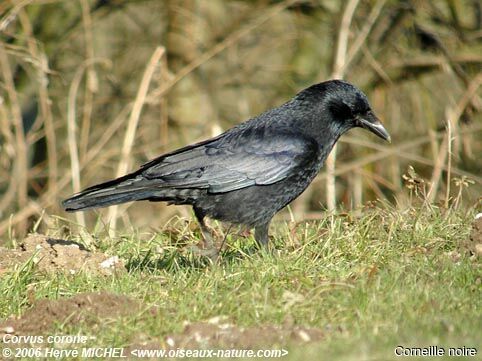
[355,108,370,117]
[329,101,352,119]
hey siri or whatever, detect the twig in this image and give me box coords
[67,66,86,227]
[341,135,481,183]
[427,73,482,203]
[362,45,392,85]
[445,107,453,208]
[312,124,482,184]
[0,0,32,32]
[107,46,166,235]
[332,0,359,78]
[79,0,98,161]
[1,123,480,237]
[0,99,17,215]
[343,0,387,74]
[326,0,360,212]
[18,9,58,199]
[0,41,28,234]
[147,0,300,102]
[159,52,169,150]
[67,58,109,227]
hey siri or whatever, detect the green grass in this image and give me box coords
[1,204,480,360]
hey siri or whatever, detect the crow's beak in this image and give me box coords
[357,112,391,143]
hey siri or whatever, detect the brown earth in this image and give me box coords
[128,318,323,355]
[0,233,125,276]
[0,292,143,344]
[0,234,325,351]
[2,218,478,351]
[458,215,482,258]
[163,319,323,349]
[469,215,482,257]
[1,291,323,351]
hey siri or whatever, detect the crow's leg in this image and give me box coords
[192,207,218,259]
[195,209,214,249]
[254,222,270,248]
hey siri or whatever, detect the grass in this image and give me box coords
[0,203,480,360]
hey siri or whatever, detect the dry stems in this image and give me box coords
[0,1,480,238]
[0,42,28,234]
[325,0,360,212]
[107,46,166,234]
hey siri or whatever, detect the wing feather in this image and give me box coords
[142,128,318,193]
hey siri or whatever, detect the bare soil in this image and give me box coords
[1,219,478,352]
[162,319,323,349]
[0,292,142,340]
[0,233,125,276]
[469,216,482,257]
[459,215,482,258]
[1,291,323,350]
[128,318,323,354]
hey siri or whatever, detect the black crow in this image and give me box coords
[63,80,390,253]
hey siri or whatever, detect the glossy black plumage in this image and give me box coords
[63,80,390,248]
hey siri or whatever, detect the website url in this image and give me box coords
[131,348,289,358]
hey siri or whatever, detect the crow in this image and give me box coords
[63,80,390,254]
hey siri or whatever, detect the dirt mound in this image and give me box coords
[0,234,125,276]
[0,292,141,337]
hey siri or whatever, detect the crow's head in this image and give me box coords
[298,80,391,142]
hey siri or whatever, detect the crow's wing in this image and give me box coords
[141,129,319,193]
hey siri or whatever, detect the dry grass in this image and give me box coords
[0,202,479,360]
[0,0,480,238]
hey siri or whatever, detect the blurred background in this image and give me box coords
[0,0,481,238]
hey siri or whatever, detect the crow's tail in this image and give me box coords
[62,172,152,212]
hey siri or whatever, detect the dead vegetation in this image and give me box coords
[0,1,480,238]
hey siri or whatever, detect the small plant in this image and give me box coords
[451,176,475,211]
[402,165,429,205]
